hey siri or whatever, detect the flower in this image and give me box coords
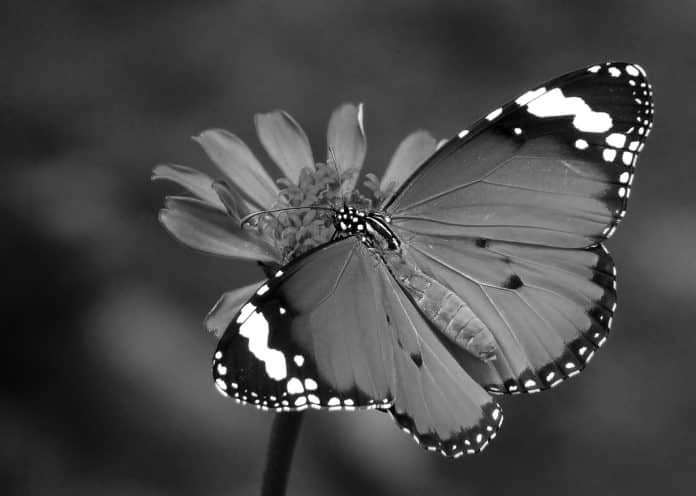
[153,103,439,336]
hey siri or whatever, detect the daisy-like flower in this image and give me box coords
[153,103,439,337]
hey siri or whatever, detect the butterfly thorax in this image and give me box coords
[333,206,400,251]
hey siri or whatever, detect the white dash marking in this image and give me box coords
[626,65,639,77]
[588,65,601,73]
[486,107,503,121]
[328,397,340,407]
[515,87,546,106]
[622,151,634,166]
[236,302,256,324]
[256,284,270,296]
[457,129,469,138]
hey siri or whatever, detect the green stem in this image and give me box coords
[261,412,305,496]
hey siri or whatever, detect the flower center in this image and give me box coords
[262,163,373,262]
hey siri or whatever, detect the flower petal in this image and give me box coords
[194,129,279,210]
[212,179,252,220]
[380,130,437,193]
[152,164,224,210]
[327,103,367,190]
[159,196,280,263]
[204,281,264,337]
[255,110,314,184]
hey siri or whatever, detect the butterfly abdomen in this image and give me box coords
[384,252,497,361]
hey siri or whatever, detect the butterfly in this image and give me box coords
[212,62,653,458]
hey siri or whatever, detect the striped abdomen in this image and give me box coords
[384,251,497,362]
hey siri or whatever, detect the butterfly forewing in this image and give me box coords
[385,62,653,248]
[213,238,394,411]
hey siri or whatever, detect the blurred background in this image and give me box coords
[2,1,695,495]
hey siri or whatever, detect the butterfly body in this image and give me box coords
[214,62,653,457]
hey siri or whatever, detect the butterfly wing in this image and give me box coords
[384,62,653,248]
[214,237,502,456]
[383,62,650,393]
[377,266,502,456]
[399,236,615,394]
[213,238,394,411]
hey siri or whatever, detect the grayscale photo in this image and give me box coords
[2,2,694,495]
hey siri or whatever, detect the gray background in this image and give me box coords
[2,1,694,495]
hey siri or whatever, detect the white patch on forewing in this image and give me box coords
[293,355,304,366]
[236,302,256,324]
[575,139,589,150]
[606,133,626,148]
[328,397,340,406]
[608,66,621,78]
[622,151,634,166]
[513,127,522,135]
[619,171,630,183]
[515,87,546,106]
[304,378,318,390]
[626,65,640,77]
[526,88,613,133]
[457,129,469,138]
[485,107,503,121]
[216,363,227,376]
[238,311,288,380]
[256,284,270,296]
[588,65,601,73]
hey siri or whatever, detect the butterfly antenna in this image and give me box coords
[328,147,347,208]
[240,206,334,228]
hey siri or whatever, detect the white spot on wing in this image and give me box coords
[293,355,304,366]
[626,65,640,77]
[606,133,626,148]
[457,129,469,138]
[575,139,589,150]
[257,284,270,296]
[304,378,318,391]
[286,377,304,394]
[526,88,613,133]
[588,65,601,73]
[608,66,621,78]
[603,149,617,162]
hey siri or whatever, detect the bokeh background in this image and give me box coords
[3,1,695,495]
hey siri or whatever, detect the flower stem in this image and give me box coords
[261,412,305,496]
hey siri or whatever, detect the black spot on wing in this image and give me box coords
[410,352,423,367]
[503,274,523,290]
[475,238,488,248]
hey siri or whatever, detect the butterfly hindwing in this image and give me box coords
[376,265,502,456]
[385,62,653,248]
